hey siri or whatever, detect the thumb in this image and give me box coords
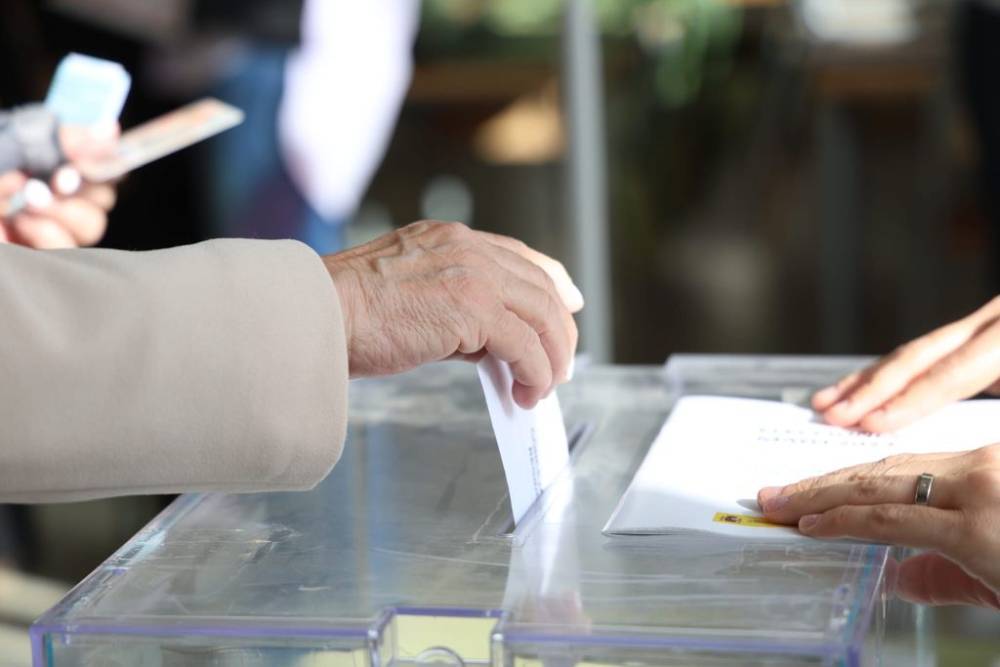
[59,124,119,163]
[897,552,1000,609]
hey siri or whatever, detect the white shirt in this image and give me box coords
[278,0,421,221]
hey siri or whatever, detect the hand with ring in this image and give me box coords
[757,445,1000,609]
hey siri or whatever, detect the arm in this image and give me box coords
[0,238,348,502]
[1,221,582,503]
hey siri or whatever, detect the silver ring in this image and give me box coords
[914,472,934,506]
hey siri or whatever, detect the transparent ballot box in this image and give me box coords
[34,356,904,666]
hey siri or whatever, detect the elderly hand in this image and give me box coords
[813,297,1000,432]
[324,221,583,409]
[0,126,117,248]
[758,446,1000,609]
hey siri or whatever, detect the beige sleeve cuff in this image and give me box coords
[0,239,348,503]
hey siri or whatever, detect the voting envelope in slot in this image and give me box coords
[477,355,569,525]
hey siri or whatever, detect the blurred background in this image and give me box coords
[1,0,999,664]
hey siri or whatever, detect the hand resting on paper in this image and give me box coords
[323,220,583,409]
[812,297,1000,432]
[758,446,1000,609]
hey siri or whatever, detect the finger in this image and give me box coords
[26,198,107,246]
[820,323,976,428]
[59,123,119,162]
[76,182,117,211]
[488,247,578,379]
[9,215,78,249]
[896,552,1000,609]
[499,273,574,388]
[812,370,864,411]
[479,309,551,409]
[449,350,487,363]
[759,474,960,523]
[859,325,1000,432]
[479,231,584,312]
[763,451,967,500]
[51,166,82,196]
[797,504,962,552]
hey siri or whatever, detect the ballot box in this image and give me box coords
[33,356,921,666]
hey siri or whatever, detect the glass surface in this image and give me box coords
[34,356,900,666]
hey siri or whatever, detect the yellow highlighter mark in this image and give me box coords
[713,512,782,528]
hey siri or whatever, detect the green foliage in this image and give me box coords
[421,0,742,107]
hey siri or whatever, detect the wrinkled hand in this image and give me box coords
[323,221,583,408]
[813,297,1000,432]
[0,126,117,248]
[758,446,1000,609]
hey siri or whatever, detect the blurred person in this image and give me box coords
[758,297,1000,609]
[0,215,582,502]
[24,0,419,253]
[152,0,419,252]
[958,0,1000,289]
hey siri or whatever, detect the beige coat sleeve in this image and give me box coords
[0,239,348,503]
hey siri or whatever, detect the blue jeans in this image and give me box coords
[205,47,345,254]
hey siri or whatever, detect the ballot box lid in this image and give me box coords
[34,356,889,666]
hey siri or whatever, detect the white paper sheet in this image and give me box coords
[477,356,569,525]
[604,396,1000,540]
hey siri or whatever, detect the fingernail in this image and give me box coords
[815,385,837,399]
[762,495,790,513]
[561,281,584,311]
[799,514,820,531]
[565,356,576,382]
[758,486,782,503]
[53,166,81,196]
[24,179,53,209]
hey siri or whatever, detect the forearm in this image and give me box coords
[0,239,348,502]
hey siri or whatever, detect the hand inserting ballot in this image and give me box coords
[759,446,1000,609]
[812,297,1000,432]
[0,125,117,249]
[323,221,583,409]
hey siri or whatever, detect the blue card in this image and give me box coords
[44,53,131,126]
